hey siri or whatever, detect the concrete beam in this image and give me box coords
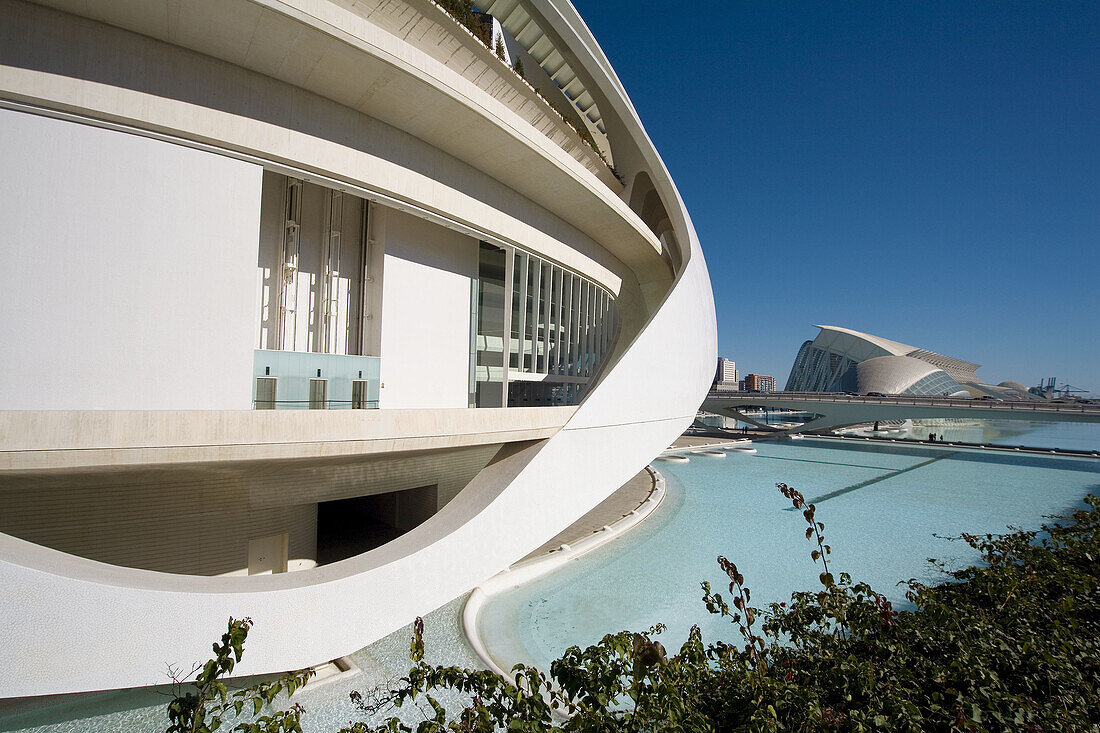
[0,407,574,471]
[702,393,1100,434]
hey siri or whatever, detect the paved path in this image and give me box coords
[520,468,656,561]
[667,435,755,451]
[518,434,759,563]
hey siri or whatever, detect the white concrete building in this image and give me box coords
[0,0,716,697]
[785,325,978,396]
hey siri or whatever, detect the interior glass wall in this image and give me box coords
[502,249,616,407]
[254,171,380,409]
[474,243,507,407]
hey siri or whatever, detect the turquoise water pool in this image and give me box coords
[906,419,1100,452]
[477,436,1100,672]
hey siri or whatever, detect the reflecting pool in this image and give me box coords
[477,437,1100,672]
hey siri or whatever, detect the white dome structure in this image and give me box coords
[786,325,980,393]
[834,356,971,397]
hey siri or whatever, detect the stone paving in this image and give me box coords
[520,468,655,561]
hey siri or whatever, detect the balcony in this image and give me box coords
[253,350,380,410]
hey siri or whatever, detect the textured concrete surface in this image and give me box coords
[521,468,655,561]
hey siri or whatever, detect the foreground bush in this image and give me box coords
[173,490,1100,732]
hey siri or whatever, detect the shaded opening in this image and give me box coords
[315,485,438,564]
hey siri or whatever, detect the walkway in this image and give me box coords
[521,469,655,561]
[519,433,761,562]
[702,392,1100,434]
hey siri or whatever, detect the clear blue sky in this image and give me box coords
[573,0,1099,392]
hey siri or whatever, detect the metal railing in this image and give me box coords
[705,391,1100,415]
[253,399,380,410]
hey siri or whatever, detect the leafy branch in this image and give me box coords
[166,618,313,733]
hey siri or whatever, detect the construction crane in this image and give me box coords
[1032,377,1090,399]
[1032,377,1057,398]
[1054,383,1089,397]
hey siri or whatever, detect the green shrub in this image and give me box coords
[166,617,313,733]
[173,490,1100,731]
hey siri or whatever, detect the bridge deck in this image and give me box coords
[702,392,1100,434]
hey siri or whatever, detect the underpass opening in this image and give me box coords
[315,485,438,565]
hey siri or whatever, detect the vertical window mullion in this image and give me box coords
[579,280,590,377]
[553,267,565,374]
[576,277,585,374]
[598,288,607,367]
[517,253,528,372]
[567,274,576,376]
[588,285,597,377]
[528,258,540,373]
[502,247,513,390]
[540,263,552,374]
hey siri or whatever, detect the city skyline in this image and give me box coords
[574,0,1099,392]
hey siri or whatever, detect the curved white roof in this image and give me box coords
[812,325,918,356]
[843,356,967,396]
[811,325,980,383]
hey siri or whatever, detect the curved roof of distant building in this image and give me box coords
[998,381,1029,391]
[811,325,981,384]
[787,325,983,391]
[834,356,970,397]
[812,324,920,357]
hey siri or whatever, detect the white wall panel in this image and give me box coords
[0,109,262,409]
[378,208,477,409]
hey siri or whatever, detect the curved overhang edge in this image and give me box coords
[3,0,662,275]
[0,0,718,697]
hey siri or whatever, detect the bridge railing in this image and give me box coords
[704,391,1100,415]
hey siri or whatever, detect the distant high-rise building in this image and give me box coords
[744,374,776,392]
[714,358,738,390]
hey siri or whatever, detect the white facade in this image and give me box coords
[0,0,716,697]
[0,108,262,410]
[786,325,980,394]
[379,208,478,409]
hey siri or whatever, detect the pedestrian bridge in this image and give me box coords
[701,391,1100,435]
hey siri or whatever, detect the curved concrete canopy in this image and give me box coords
[0,0,717,697]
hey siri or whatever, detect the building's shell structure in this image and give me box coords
[0,0,716,697]
[786,325,977,397]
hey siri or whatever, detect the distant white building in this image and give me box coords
[785,325,976,396]
[714,357,739,390]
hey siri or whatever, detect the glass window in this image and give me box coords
[534,261,547,373]
[562,272,574,376]
[475,243,507,406]
[510,251,526,371]
[549,267,562,374]
[525,257,539,373]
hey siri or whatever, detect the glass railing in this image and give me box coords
[253,350,381,410]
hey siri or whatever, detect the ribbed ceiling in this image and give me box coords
[478,0,606,133]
